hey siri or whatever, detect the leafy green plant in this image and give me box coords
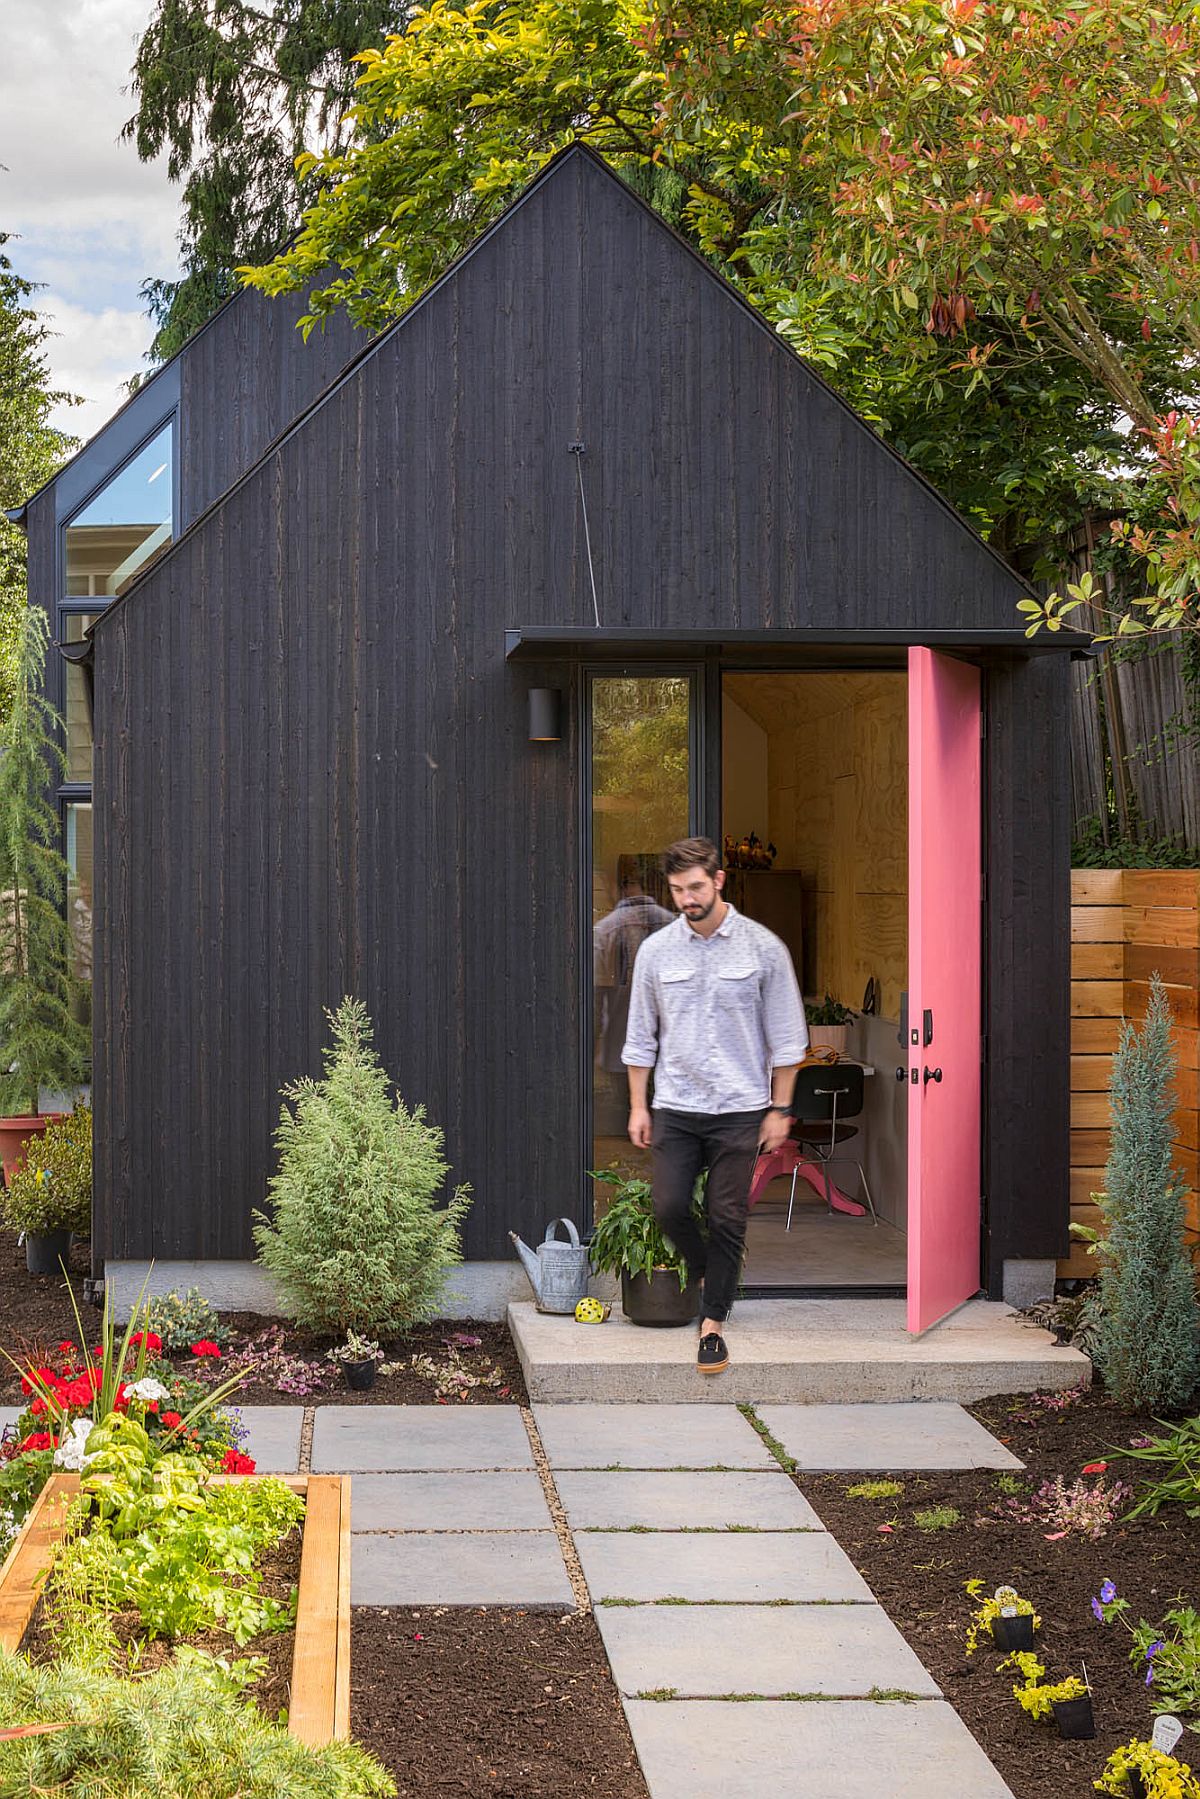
[1093,975,1200,1410]
[845,1479,904,1500]
[0,1445,54,1557]
[1123,1415,1200,1519]
[807,992,854,1026]
[1096,1738,1200,1798]
[1,1105,91,1235]
[0,606,90,1114]
[143,1286,231,1352]
[1006,1650,1088,1722]
[0,1648,396,1796]
[327,1330,383,1367]
[587,1166,704,1286]
[913,1505,960,1532]
[254,998,471,1334]
[1094,1582,1200,1719]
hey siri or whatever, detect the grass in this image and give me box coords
[737,1403,797,1474]
[912,1505,961,1532]
[845,1479,905,1500]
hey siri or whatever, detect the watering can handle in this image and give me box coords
[543,1217,582,1247]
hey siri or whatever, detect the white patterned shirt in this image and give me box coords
[622,904,808,1114]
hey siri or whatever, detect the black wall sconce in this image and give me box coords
[528,687,563,742]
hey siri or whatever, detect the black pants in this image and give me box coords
[650,1108,764,1324]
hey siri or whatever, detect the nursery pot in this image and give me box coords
[344,1359,378,1391]
[808,1024,849,1056]
[621,1269,701,1327]
[990,1614,1035,1652]
[1127,1774,1148,1799]
[0,1113,65,1188]
[25,1229,72,1277]
[1051,1697,1095,1740]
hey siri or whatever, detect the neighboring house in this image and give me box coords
[13,147,1089,1327]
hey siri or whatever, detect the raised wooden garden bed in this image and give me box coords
[0,1471,351,1744]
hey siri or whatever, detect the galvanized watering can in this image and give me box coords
[510,1217,591,1314]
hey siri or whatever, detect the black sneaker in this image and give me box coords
[697,1332,729,1375]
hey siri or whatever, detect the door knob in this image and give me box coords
[895,1065,907,1083]
[923,1066,943,1086]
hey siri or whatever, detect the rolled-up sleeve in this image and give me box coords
[762,942,808,1064]
[621,944,660,1068]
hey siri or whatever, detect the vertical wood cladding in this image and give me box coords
[92,149,1068,1269]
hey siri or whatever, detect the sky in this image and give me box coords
[1,0,182,444]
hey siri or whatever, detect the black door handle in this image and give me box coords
[923,1066,943,1086]
[895,1065,907,1083]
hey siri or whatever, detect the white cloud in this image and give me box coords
[0,0,182,439]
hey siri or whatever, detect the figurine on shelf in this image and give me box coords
[724,831,778,871]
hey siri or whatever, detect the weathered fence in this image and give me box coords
[1063,869,1200,1278]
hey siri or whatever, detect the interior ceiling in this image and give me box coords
[724,670,905,731]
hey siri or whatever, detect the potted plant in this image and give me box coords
[587,1166,702,1326]
[964,1580,1041,1655]
[807,991,855,1056]
[327,1329,384,1390]
[1009,1651,1094,1738]
[1,1106,91,1273]
[0,607,90,1184]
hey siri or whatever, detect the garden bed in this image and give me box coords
[352,1605,649,1798]
[801,1384,1200,1799]
[0,1472,352,1743]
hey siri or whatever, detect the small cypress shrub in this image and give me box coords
[253,998,471,1335]
[1095,974,1200,1410]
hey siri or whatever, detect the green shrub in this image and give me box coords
[1,1106,91,1236]
[0,1649,396,1797]
[253,998,471,1335]
[1095,975,1200,1410]
[143,1285,231,1351]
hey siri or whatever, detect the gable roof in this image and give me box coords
[87,143,1069,640]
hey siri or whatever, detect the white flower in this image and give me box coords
[53,1417,97,1471]
[127,1377,170,1404]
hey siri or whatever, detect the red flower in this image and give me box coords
[20,1367,58,1395]
[190,1341,222,1359]
[146,1400,160,1414]
[1082,1461,1108,1475]
[29,1396,47,1417]
[220,1449,256,1475]
[129,1331,162,1354]
[113,1383,131,1412]
[161,1411,183,1429]
[17,1432,56,1453]
[57,1340,77,1356]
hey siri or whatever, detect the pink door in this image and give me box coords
[907,647,983,1334]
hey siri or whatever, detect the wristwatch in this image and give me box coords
[765,1103,793,1116]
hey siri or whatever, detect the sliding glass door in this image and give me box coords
[588,672,697,1183]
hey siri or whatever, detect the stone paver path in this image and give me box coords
[236,1407,304,1473]
[534,1401,1015,1798]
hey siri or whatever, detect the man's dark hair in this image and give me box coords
[663,837,721,878]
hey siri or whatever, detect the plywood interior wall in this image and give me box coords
[1063,868,1200,1277]
[723,673,908,1020]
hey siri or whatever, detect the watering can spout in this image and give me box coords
[508,1231,543,1301]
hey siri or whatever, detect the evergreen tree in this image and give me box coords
[0,607,90,1116]
[1096,974,1200,1409]
[253,997,472,1333]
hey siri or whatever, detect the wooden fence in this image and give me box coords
[1063,869,1200,1277]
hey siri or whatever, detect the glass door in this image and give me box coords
[588,672,697,1182]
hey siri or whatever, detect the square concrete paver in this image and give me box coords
[558,1470,824,1531]
[534,1404,777,1470]
[597,1603,941,1698]
[236,1408,304,1474]
[623,1699,1014,1798]
[311,1405,532,1472]
[580,1531,873,1603]
[756,1402,1023,1470]
[350,1531,572,1605]
[350,1471,551,1532]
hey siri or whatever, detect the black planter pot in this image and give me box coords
[1127,1773,1148,1799]
[1052,1696,1095,1740]
[25,1229,72,1276]
[991,1613,1035,1652]
[344,1359,378,1391]
[621,1270,702,1327]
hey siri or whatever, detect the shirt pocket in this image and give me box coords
[658,967,695,1017]
[716,966,759,1011]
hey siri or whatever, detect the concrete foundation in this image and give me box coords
[105,1258,532,1321]
[1002,1258,1058,1309]
[509,1297,1091,1403]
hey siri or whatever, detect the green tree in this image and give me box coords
[0,240,77,720]
[1095,975,1200,1411]
[0,606,91,1116]
[253,997,472,1333]
[125,0,413,362]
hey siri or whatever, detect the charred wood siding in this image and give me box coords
[92,148,1068,1271]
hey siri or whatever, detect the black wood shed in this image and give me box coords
[39,146,1087,1325]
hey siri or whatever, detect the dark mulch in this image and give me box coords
[208,1316,529,1407]
[352,1607,648,1798]
[801,1384,1200,1799]
[0,1231,94,1363]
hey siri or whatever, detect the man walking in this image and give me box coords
[622,836,808,1374]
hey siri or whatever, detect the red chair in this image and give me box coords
[748,1064,877,1225]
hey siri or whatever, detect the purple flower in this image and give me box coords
[1091,1598,1104,1621]
[1146,1665,1155,1685]
[1146,1640,1164,1657]
[1099,1580,1117,1604]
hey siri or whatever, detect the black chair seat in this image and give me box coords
[794,1120,859,1148]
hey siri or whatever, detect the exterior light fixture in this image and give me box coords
[528,687,563,742]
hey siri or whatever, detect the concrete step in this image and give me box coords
[508,1298,1090,1404]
